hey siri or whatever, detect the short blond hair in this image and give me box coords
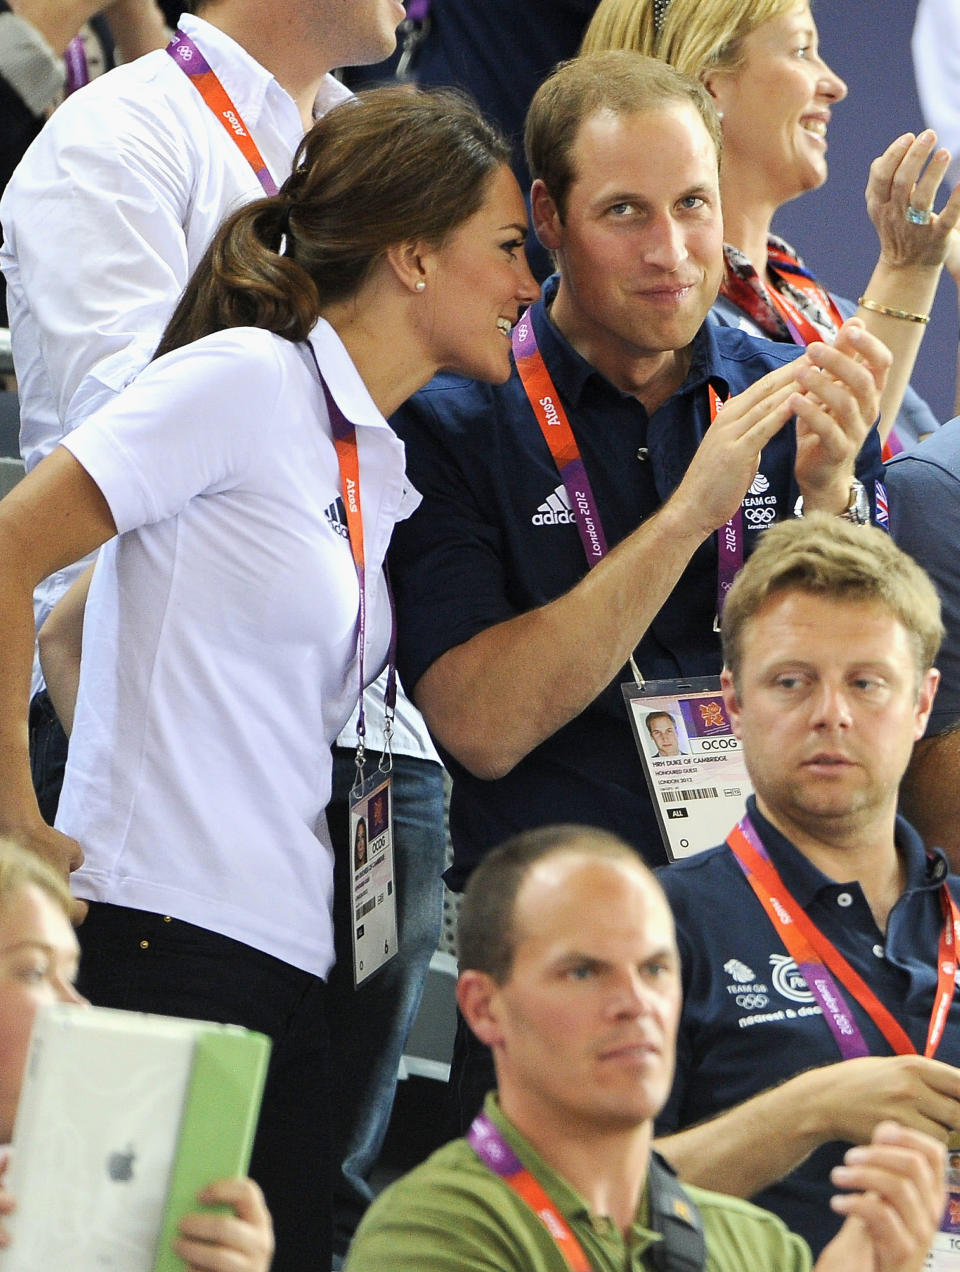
[581,0,799,78]
[0,841,72,921]
[721,515,944,688]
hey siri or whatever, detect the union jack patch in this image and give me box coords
[874,479,889,529]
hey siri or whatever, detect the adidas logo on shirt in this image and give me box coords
[324,498,349,539]
[532,484,576,526]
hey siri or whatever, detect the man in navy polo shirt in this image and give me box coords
[389,50,888,892]
[655,514,960,1257]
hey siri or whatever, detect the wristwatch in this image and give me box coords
[793,478,870,524]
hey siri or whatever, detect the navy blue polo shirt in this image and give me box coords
[388,282,883,887]
[658,797,960,1255]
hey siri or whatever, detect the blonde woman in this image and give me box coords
[583,0,960,449]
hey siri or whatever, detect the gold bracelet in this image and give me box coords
[858,296,930,324]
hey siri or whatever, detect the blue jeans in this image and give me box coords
[326,747,445,1256]
[75,903,333,1272]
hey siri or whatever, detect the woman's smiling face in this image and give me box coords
[706,3,847,208]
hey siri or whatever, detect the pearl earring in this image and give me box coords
[415,280,426,292]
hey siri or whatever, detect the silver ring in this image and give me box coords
[906,203,933,225]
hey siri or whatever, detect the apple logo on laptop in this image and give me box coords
[106,1146,136,1183]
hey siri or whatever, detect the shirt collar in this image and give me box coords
[528,274,729,410]
[304,319,389,432]
[482,1093,663,1247]
[742,796,949,907]
[177,14,351,135]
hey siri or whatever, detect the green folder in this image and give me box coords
[153,1026,271,1272]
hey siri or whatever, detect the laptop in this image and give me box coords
[0,1004,270,1272]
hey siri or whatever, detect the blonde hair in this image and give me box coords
[581,0,799,78]
[721,515,944,688]
[0,841,72,921]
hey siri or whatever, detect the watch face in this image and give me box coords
[846,479,870,524]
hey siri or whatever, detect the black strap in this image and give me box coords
[645,1152,707,1272]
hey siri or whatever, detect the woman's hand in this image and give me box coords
[173,1177,274,1272]
[867,130,960,271]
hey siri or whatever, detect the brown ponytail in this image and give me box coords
[155,86,511,360]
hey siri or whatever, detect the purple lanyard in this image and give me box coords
[64,36,89,96]
[710,388,744,624]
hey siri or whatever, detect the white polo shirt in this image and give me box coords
[59,320,419,977]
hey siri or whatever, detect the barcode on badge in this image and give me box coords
[661,786,719,803]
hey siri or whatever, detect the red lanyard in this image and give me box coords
[728,817,959,1059]
[512,316,732,616]
[166,29,279,196]
[764,246,846,347]
[468,1113,593,1271]
[306,347,397,746]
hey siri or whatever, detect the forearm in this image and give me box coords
[654,1069,840,1199]
[0,537,53,836]
[414,499,710,779]
[857,260,941,442]
[0,449,115,851]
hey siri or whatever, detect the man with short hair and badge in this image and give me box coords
[654,514,960,1263]
[344,823,946,1272]
[389,50,886,891]
[387,49,888,1125]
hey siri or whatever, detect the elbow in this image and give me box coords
[425,715,525,782]
[414,679,526,781]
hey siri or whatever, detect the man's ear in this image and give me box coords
[530,179,563,253]
[721,667,744,740]
[384,240,431,294]
[457,970,506,1049]
[914,667,941,740]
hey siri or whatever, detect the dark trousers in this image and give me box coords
[76,903,333,1272]
[28,689,67,826]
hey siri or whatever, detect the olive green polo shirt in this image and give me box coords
[344,1094,813,1272]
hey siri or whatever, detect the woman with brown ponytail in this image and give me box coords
[0,85,538,1271]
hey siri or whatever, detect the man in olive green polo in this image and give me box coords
[344,825,944,1272]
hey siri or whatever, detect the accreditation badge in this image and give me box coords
[623,677,753,861]
[349,766,398,987]
[928,1145,960,1271]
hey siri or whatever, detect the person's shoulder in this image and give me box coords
[149,328,298,406]
[684,1183,812,1269]
[657,843,733,893]
[708,321,803,373]
[345,1138,529,1271]
[886,417,960,481]
[44,48,184,126]
[3,47,198,191]
[391,369,518,439]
